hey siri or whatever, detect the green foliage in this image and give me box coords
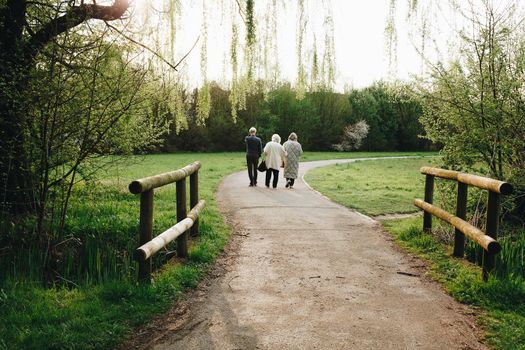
[417,2,525,218]
[347,82,429,151]
[245,0,256,48]
[0,153,244,284]
[466,234,525,281]
[165,82,431,153]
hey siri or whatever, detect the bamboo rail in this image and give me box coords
[414,199,500,254]
[134,200,206,262]
[129,161,204,282]
[129,161,201,194]
[415,166,513,281]
[420,167,513,194]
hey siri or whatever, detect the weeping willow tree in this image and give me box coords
[129,0,338,121]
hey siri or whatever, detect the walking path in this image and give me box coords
[149,159,486,349]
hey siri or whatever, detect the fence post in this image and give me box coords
[176,178,188,258]
[453,182,468,257]
[423,174,435,232]
[483,191,500,281]
[190,171,199,237]
[138,189,153,283]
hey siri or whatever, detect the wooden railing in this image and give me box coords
[128,161,205,282]
[414,166,513,281]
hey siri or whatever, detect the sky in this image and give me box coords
[333,0,419,88]
[131,0,456,90]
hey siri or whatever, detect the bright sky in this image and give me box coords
[132,0,456,90]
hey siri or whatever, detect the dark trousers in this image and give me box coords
[265,168,279,188]
[246,155,259,185]
[286,178,295,186]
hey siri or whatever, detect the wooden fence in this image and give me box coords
[414,166,513,281]
[128,161,205,282]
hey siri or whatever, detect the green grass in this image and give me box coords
[1,153,241,349]
[304,156,440,216]
[305,156,525,349]
[0,151,433,349]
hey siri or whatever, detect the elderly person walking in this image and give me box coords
[263,134,286,188]
[245,127,262,187]
[283,132,303,189]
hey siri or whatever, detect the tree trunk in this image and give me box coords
[0,65,35,214]
[0,1,36,214]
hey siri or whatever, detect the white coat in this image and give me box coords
[263,141,286,170]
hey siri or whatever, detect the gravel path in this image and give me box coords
[147,158,487,350]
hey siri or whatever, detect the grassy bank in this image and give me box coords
[383,218,525,349]
[306,157,525,349]
[0,151,431,349]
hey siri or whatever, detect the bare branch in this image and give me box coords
[174,35,200,70]
[105,22,179,71]
[26,0,129,57]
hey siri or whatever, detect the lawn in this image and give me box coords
[304,156,440,216]
[305,157,525,350]
[0,151,432,350]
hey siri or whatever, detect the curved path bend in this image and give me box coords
[151,158,486,350]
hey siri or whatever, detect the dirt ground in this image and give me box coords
[122,159,487,350]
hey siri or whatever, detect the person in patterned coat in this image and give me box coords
[283,132,303,189]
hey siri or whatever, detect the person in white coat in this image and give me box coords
[263,134,287,188]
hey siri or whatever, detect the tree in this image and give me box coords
[418,1,525,215]
[333,120,370,151]
[0,0,130,215]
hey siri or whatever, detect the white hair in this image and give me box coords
[249,127,257,134]
[288,132,297,141]
[271,134,281,143]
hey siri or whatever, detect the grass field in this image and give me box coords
[0,151,432,350]
[304,156,440,216]
[306,157,525,350]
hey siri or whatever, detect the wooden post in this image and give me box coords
[176,178,188,258]
[453,182,468,257]
[483,191,500,281]
[423,174,434,232]
[138,189,153,283]
[190,171,199,237]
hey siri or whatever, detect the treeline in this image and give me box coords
[161,82,435,152]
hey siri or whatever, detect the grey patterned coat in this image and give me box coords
[283,140,303,179]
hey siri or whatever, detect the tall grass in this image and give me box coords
[466,234,525,280]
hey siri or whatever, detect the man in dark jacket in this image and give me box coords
[245,127,262,187]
